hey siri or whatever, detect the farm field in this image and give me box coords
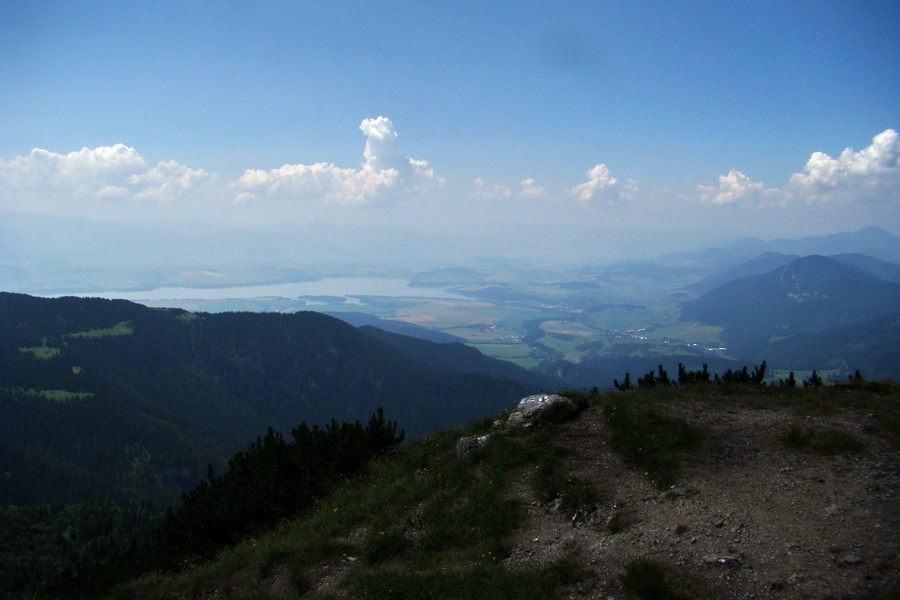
[125,263,731,385]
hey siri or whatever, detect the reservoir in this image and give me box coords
[66,277,469,302]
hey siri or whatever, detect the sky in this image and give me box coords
[1,0,898,241]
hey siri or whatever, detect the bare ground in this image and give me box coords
[504,396,900,599]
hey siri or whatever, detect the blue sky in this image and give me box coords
[1,0,898,239]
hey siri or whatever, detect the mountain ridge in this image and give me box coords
[0,292,555,505]
[657,226,900,271]
[681,255,900,377]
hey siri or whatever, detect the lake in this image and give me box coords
[67,277,469,302]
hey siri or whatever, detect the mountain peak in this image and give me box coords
[776,255,878,292]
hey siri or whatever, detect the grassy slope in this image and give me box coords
[87,381,899,600]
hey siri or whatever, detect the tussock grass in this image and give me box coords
[530,431,601,514]
[600,397,707,489]
[780,423,865,454]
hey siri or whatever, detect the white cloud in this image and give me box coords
[234,116,442,205]
[469,177,512,200]
[234,162,399,206]
[696,169,774,207]
[788,129,900,202]
[519,178,548,200]
[360,116,403,173]
[467,177,550,201]
[0,144,214,214]
[571,163,636,205]
[696,129,900,209]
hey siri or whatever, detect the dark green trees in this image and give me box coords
[157,409,404,561]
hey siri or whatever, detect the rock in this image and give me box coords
[703,555,742,567]
[839,554,865,566]
[456,434,490,458]
[503,394,579,432]
[658,484,695,501]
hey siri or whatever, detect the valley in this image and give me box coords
[65,228,900,386]
[2,225,899,597]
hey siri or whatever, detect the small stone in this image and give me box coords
[703,555,741,567]
[840,554,864,566]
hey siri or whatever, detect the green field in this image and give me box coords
[133,267,729,370]
[66,321,134,339]
[19,345,61,360]
[16,388,94,402]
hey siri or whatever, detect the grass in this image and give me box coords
[103,400,593,600]
[875,412,900,440]
[530,431,602,516]
[621,558,714,600]
[95,383,897,599]
[345,555,585,600]
[18,345,60,360]
[14,388,93,402]
[599,395,707,489]
[470,343,539,369]
[780,423,865,454]
[65,321,133,339]
[606,506,638,534]
[723,380,900,416]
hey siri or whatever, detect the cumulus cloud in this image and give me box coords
[234,116,442,205]
[696,129,899,208]
[788,129,900,202]
[696,169,777,207]
[571,163,636,205]
[0,144,214,213]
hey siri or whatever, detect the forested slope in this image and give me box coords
[0,292,552,505]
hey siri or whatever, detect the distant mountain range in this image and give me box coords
[688,252,900,294]
[682,255,900,378]
[658,226,900,271]
[0,292,556,505]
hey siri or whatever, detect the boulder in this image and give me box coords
[504,394,579,432]
[456,434,491,458]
